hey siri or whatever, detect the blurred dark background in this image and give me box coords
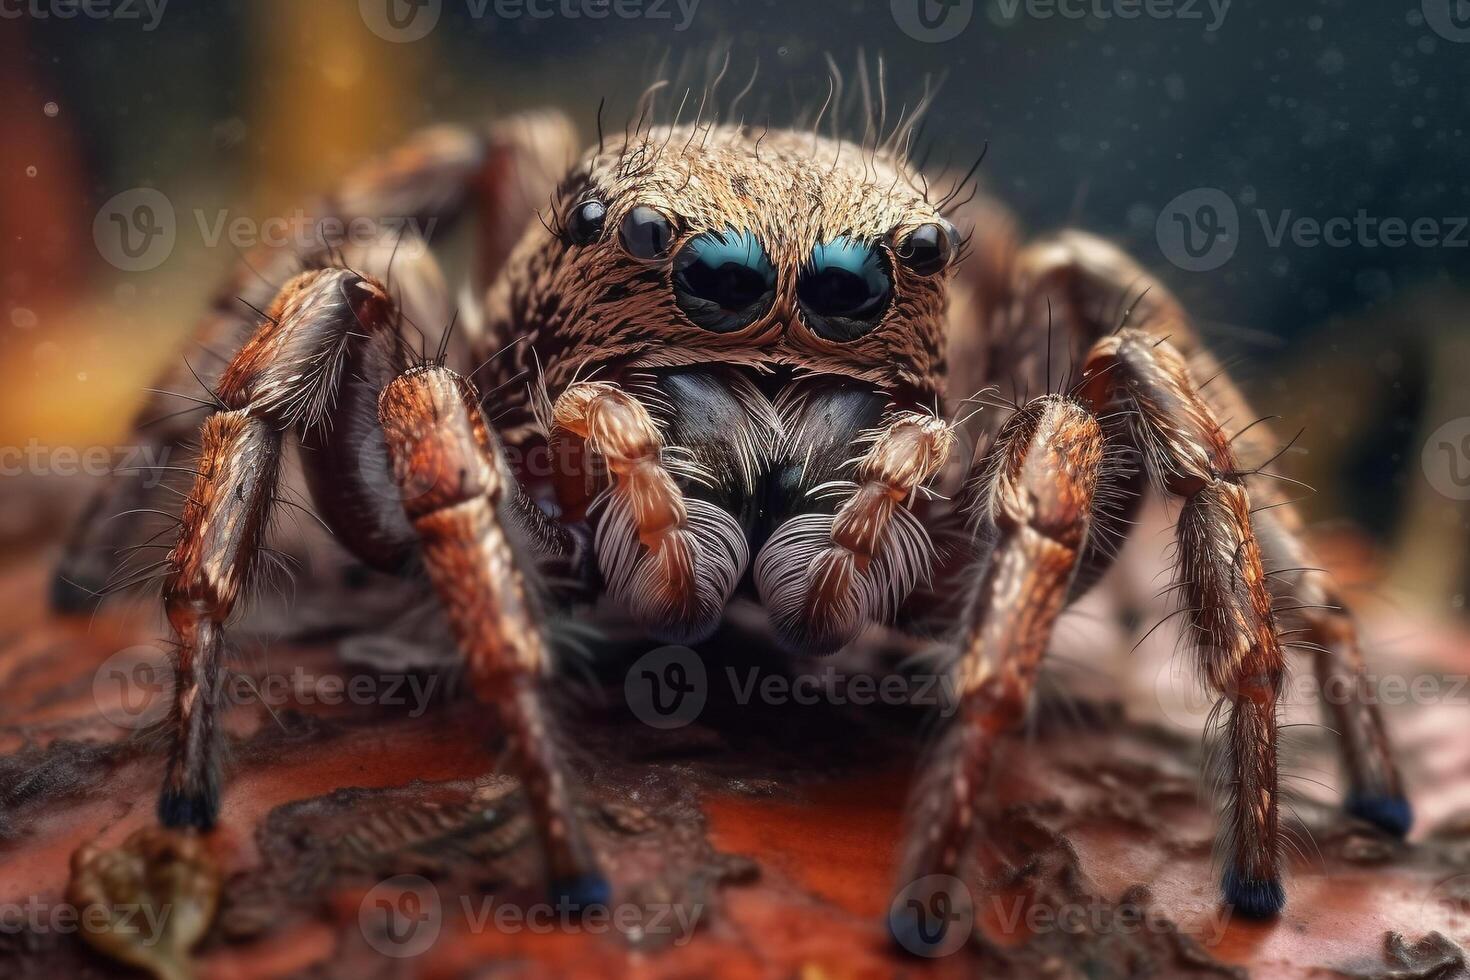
[3,0,1468,612]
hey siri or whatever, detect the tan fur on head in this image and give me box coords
[483,124,957,410]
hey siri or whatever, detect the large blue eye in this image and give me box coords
[797,236,893,342]
[672,228,776,333]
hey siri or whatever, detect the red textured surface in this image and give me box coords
[3,546,1470,979]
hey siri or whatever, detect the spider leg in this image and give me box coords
[156,268,400,825]
[54,111,576,611]
[154,266,601,905]
[157,410,280,825]
[1078,328,1290,918]
[1253,510,1409,833]
[1055,226,1412,834]
[380,366,604,908]
[890,395,1103,954]
[992,230,1403,885]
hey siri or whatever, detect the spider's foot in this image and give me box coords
[157,783,220,831]
[1222,870,1285,920]
[549,872,611,917]
[1345,794,1413,838]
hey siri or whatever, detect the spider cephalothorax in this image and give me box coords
[54,104,1411,955]
[484,125,958,412]
[471,125,967,651]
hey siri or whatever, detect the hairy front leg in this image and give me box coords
[156,268,398,825]
[890,396,1103,954]
[381,367,604,907]
[158,413,280,824]
[154,264,601,906]
[55,112,576,611]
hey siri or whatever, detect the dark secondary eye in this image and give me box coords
[672,229,776,333]
[796,236,893,342]
[566,199,606,245]
[895,220,956,276]
[619,205,674,259]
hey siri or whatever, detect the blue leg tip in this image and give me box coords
[157,785,218,830]
[550,873,611,915]
[1346,794,1413,838]
[1222,870,1285,920]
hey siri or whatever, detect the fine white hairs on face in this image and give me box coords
[594,490,748,644]
[754,502,934,655]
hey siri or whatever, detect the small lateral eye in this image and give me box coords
[566,199,607,245]
[895,220,956,276]
[619,205,674,260]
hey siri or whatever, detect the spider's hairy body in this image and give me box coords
[487,125,949,408]
[54,106,1412,951]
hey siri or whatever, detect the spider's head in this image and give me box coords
[504,124,962,402]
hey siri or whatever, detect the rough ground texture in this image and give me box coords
[2,538,1470,979]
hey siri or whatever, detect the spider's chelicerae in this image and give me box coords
[56,101,1410,951]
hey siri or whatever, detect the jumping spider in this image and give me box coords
[56,103,1410,951]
